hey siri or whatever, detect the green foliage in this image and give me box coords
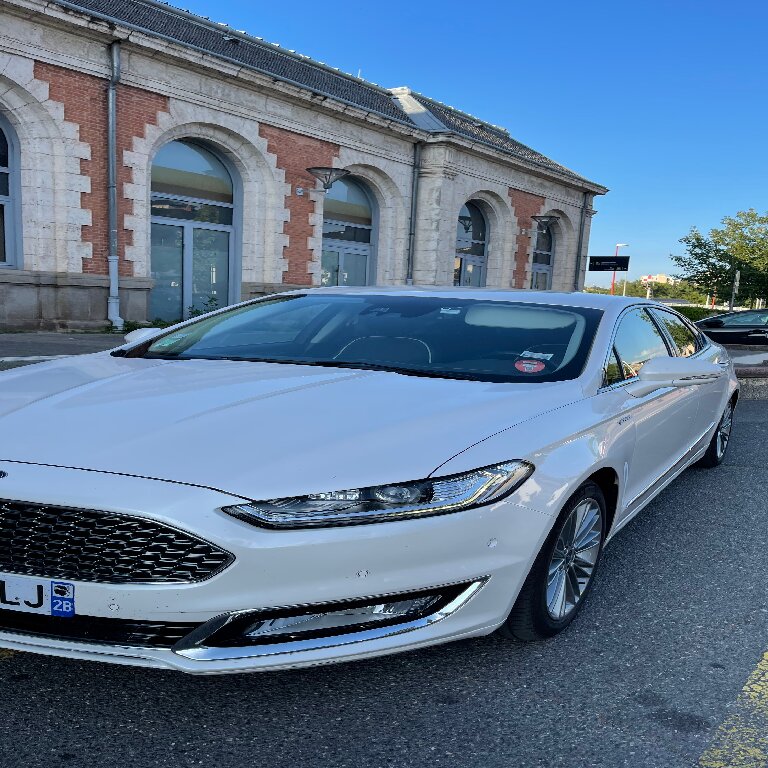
[671,228,733,298]
[673,214,768,304]
[584,278,706,303]
[118,320,143,334]
[712,209,768,272]
[187,296,220,318]
[112,297,220,334]
[673,306,721,322]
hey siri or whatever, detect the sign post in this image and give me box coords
[730,269,740,311]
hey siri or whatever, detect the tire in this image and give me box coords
[498,481,606,642]
[697,397,736,469]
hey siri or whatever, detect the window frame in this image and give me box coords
[600,305,676,391]
[530,222,555,291]
[454,201,488,287]
[149,138,242,318]
[647,307,708,358]
[321,177,378,285]
[718,311,768,327]
[0,114,22,269]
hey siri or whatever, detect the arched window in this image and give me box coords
[0,116,21,268]
[531,222,555,290]
[149,140,237,321]
[321,178,375,286]
[454,202,487,287]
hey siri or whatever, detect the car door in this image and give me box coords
[600,307,701,526]
[650,307,728,438]
[699,311,768,344]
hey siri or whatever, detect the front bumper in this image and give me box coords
[0,461,554,674]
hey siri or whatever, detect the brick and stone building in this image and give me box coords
[0,0,607,329]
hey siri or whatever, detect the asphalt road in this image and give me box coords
[0,333,118,371]
[0,399,765,767]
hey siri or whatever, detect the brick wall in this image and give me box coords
[258,125,339,285]
[509,189,545,288]
[34,62,168,277]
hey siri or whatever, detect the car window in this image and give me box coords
[720,311,768,326]
[650,309,698,357]
[612,308,671,379]
[604,347,623,386]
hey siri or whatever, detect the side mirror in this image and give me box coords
[701,319,724,328]
[123,327,163,345]
[626,356,722,398]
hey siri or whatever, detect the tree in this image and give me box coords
[585,274,706,302]
[712,209,768,272]
[671,228,732,300]
[672,214,768,306]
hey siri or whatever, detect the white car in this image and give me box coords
[0,289,738,673]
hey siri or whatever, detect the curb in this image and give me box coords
[734,365,768,378]
[735,376,768,400]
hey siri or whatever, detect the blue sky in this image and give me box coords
[180,0,767,287]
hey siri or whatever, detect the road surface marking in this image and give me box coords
[699,650,768,768]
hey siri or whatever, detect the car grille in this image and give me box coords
[0,608,200,648]
[0,500,234,584]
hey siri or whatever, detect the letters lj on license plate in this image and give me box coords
[0,574,76,617]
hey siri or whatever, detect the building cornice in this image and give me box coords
[2,0,607,195]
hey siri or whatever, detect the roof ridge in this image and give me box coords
[128,0,397,96]
[408,90,593,184]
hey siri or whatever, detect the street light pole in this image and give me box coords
[610,243,629,295]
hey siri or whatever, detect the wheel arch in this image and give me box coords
[584,467,620,536]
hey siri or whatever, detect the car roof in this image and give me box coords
[293,286,660,312]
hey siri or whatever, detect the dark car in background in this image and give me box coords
[697,310,768,345]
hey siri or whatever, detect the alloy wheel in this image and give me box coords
[716,402,734,460]
[546,499,603,621]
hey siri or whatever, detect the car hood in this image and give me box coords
[0,354,581,499]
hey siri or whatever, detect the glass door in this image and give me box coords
[321,245,369,286]
[454,254,485,287]
[531,267,551,290]
[149,223,184,322]
[150,221,232,322]
[191,228,230,315]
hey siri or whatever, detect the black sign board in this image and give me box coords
[589,256,630,272]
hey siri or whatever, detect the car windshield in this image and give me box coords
[134,294,603,383]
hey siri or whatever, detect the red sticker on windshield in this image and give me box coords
[515,359,546,374]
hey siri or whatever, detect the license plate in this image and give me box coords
[0,574,76,617]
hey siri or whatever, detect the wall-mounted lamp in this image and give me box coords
[457,214,473,233]
[306,167,351,191]
[531,215,560,228]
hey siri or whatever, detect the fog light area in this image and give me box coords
[245,595,441,639]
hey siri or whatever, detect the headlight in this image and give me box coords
[222,460,533,529]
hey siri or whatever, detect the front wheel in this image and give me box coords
[697,398,735,469]
[498,482,606,642]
